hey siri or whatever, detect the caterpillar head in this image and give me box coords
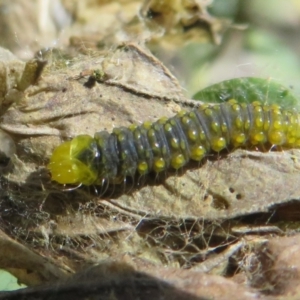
[48,135,99,185]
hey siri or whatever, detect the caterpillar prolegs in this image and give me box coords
[48,100,300,186]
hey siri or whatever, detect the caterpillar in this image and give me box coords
[48,100,300,186]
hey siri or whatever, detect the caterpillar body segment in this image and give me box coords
[48,100,300,186]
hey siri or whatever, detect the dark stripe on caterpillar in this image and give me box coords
[48,100,300,186]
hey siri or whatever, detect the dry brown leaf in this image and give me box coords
[0,34,299,299]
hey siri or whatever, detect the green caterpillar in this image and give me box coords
[48,100,300,186]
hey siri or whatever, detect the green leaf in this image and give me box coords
[193,77,299,109]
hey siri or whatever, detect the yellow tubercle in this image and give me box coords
[188,129,197,141]
[204,108,213,117]
[221,123,228,134]
[234,116,243,129]
[211,137,226,152]
[254,117,264,128]
[170,137,179,149]
[190,145,206,161]
[181,116,191,126]
[129,124,138,131]
[250,132,266,144]
[164,123,172,132]
[286,136,296,145]
[171,154,186,169]
[153,157,166,172]
[232,133,246,147]
[211,121,220,133]
[268,130,285,145]
[228,99,238,105]
[143,121,152,130]
[232,103,240,112]
[138,161,149,174]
